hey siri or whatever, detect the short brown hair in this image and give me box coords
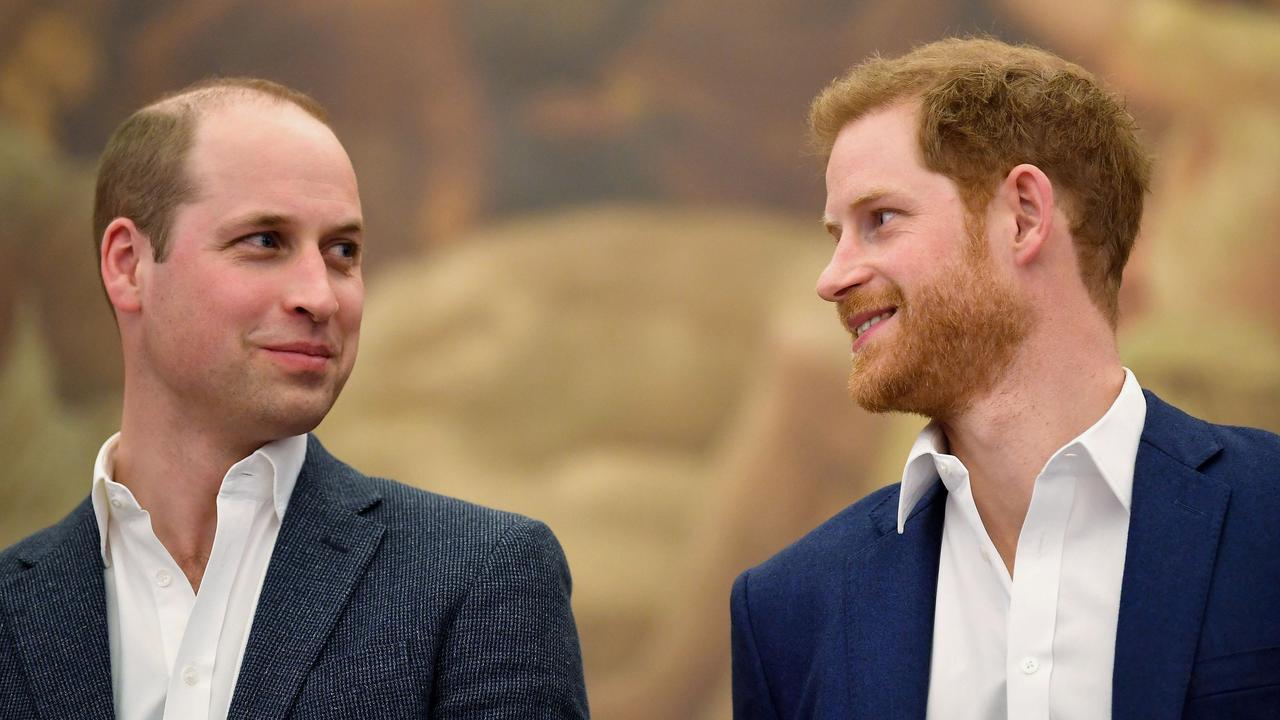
[810,38,1151,326]
[93,77,330,262]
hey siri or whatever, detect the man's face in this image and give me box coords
[817,103,1031,418]
[134,100,364,444]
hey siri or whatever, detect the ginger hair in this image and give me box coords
[810,38,1151,325]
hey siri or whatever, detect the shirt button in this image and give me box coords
[155,570,172,588]
[1020,657,1040,675]
[109,497,123,509]
[182,665,199,686]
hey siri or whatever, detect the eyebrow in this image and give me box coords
[223,212,364,237]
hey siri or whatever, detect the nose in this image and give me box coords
[816,237,873,302]
[286,246,340,322]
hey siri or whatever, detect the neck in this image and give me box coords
[935,320,1124,573]
[113,375,269,592]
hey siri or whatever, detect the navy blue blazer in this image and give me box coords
[731,391,1280,720]
[0,436,589,719]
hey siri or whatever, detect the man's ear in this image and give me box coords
[997,163,1056,268]
[100,218,151,314]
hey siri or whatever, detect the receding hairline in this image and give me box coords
[142,81,330,127]
[92,77,336,268]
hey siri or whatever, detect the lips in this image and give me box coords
[260,341,335,372]
[261,340,333,357]
[841,305,898,352]
[846,308,896,337]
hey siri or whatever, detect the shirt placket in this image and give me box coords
[1006,463,1077,720]
[112,499,194,668]
[161,490,260,720]
[108,497,183,717]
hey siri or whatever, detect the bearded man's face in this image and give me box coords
[818,103,1032,418]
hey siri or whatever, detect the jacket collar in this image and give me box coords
[226,435,386,720]
[843,480,946,720]
[1112,390,1228,720]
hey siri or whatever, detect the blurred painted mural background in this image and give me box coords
[2,0,1278,717]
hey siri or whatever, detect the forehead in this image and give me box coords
[184,100,360,212]
[822,102,972,230]
[824,103,927,203]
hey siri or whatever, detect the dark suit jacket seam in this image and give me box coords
[462,517,530,604]
[1138,437,1205,471]
[1210,429,1280,465]
[850,486,934,561]
[1188,679,1280,702]
[739,571,783,720]
[0,593,38,710]
[1198,644,1280,663]
[867,489,897,525]
[849,526,899,562]
[434,516,529,665]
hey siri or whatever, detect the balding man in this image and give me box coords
[0,78,588,720]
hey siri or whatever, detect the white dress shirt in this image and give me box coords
[90,433,305,720]
[897,369,1147,720]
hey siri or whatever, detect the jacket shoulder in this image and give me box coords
[742,483,902,594]
[306,435,548,537]
[1141,391,1280,489]
[1204,423,1280,472]
[303,436,564,581]
[0,499,94,580]
[360,474,556,550]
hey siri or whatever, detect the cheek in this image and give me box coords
[162,280,268,346]
[338,282,364,331]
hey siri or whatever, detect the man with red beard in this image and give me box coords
[730,38,1280,720]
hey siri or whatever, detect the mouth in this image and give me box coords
[264,341,333,358]
[845,307,897,350]
[260,341,335,372]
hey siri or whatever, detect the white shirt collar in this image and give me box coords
[90,433,307,564]
[896,368,1147,533]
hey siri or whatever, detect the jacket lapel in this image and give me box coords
[227,437,385,720]
[845,481,945,720]
[0,501,115,720]
[1112,391,1230,720]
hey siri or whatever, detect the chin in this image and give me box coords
[847,357,963,418]
[249,395,339,441]
[848,351,896,412]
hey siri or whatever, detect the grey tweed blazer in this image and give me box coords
[0,435,589,719]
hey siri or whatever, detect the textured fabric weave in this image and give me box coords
[1,435,589,719]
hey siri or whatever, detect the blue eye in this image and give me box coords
[326,241,361,262]
[244,232,278,248]
[872,209,899,226]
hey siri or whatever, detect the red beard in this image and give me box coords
[838,234,1032,418]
